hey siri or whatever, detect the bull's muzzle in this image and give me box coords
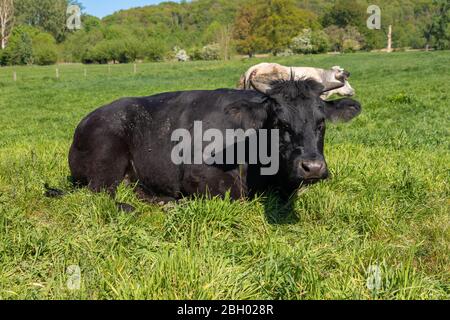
[298,160,328,181]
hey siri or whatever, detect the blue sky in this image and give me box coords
[80,0,170,18]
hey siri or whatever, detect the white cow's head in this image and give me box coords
[321,66,355,99]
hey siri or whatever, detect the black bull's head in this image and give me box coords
[254,79,361,190]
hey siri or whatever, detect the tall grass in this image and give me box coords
[0,51,449,299]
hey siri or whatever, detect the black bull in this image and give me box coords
[67,80,361,207]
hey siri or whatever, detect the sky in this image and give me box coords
[80,0,170,18]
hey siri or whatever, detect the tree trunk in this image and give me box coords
[1,30,5,50]
[0,16,4,49]
[218,25,232,61]
[0,0,15,50]
[387,25,393,53]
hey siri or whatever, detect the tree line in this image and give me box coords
[0,0,448,66]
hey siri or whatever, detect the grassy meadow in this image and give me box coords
[0,51,449,299]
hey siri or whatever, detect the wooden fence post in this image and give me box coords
[387,25,393,53]
[13,71,17,82]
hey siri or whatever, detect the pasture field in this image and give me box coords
[0,51,449,300]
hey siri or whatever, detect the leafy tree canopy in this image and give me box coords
[1,0,447,65]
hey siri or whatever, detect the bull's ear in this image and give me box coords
[324,98,362,123]
[224,97,269,130]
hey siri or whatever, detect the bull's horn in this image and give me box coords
[321,81,346,94]
[250,79,272,94]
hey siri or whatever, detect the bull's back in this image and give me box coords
[136,89,265,128]
[72,88,264,148]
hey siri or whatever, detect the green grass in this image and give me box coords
[0,51,449,300]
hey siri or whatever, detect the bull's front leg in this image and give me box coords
[182,164,249,200]
[135,184,178,205]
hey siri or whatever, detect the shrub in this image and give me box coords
[343,26,364,48]
[190,44,225,61]
[81,48,97,64]
[33,47,58,65]
[276,48,294,57]
[63,28,104,63]
[311,30,330,53]
[144,39,167,62]
[0,50,6,66]
[343,39,361,52]
[325,25,345,52]
[188,47,201,61]
[122,38,145,63]
[291,29,330,54]
[80,38,143,64]
[325,25,364,53]
[33,33,58,65]
[199,43,221,60]
[290,29,314,54]
[174,47,190,62]
[90,41,111,64]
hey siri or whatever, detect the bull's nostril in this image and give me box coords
[302,162,312,172]
[300,160,326,179]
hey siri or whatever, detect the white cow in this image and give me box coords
[238,63,355,99]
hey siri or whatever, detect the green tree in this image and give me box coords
[63,27,103,62]
[14,0,69,42]
[254,0,319,55]
[10,30,33,64]
[83,37,144,64]
[428,0,450,49]
[322,0,365,28]
[122,37,144,62]
[1,24,35,65]
[5,0,441,63]
[144,38,168,61]
[233,3,261,57]
[33,32,58,65]
[203,21,222,44]
[81,15,101,33]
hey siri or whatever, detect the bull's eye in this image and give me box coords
[278,122,291,132]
